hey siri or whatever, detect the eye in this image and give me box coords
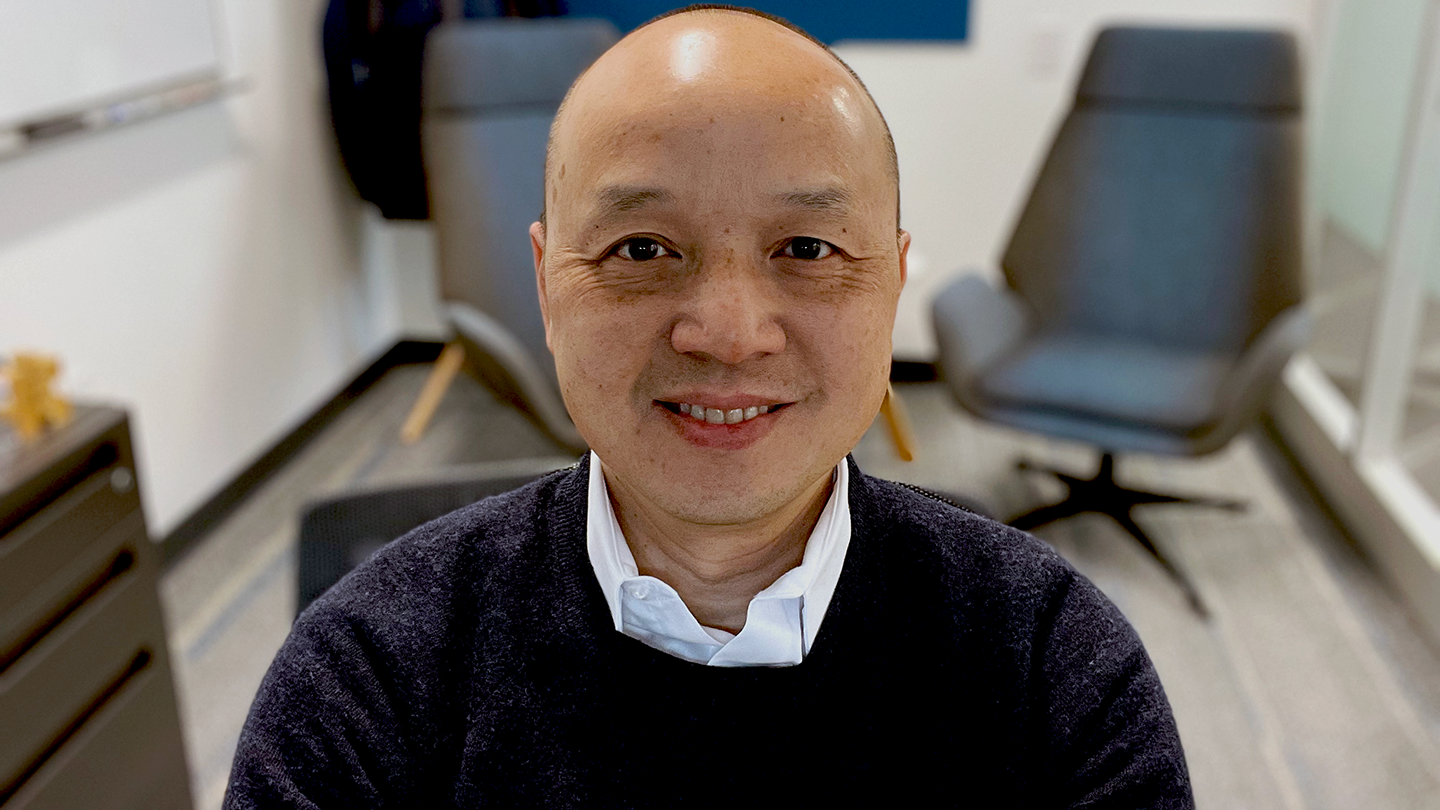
[613,237,674,261]
[781,237,835,260]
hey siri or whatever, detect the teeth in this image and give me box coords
[675,402,775,424]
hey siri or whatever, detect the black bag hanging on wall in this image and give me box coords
[322,0,564,220]
[323,0,442,220]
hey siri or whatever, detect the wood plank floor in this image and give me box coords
[160,365,1440,809]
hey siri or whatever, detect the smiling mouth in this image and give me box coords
[657,401,792,424]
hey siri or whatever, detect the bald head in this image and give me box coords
[542,5,899,229]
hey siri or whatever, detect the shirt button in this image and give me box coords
[626,583,650,600]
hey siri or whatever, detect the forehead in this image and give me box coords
[557,100,890,232]
[547,15,892,219]
[579,88,869,179]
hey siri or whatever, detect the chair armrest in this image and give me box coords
[931,274,1032,384]
[447,301,587,452]
[1206,304,1312,450]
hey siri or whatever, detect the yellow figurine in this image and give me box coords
[1,353,73,441]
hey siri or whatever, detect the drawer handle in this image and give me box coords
[0,443,120,540]
[0,549,135,673]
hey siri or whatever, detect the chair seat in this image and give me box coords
[979,333,1233,432]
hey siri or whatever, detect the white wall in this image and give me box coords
[0,0,440,536]
[837,0,1318,361]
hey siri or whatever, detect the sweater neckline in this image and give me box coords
[535,454,902,672]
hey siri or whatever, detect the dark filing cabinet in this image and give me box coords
[0,407,192,809]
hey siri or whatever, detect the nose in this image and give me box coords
[669,258,786,364]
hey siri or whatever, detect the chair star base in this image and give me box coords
[1009,452,1244,618]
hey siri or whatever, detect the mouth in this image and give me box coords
[656,400,792,425]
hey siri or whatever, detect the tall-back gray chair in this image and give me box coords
[932,27,1310,614]
[417,18,619,450]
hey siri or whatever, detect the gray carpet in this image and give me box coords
[160,365,1440,809]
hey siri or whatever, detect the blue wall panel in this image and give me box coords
[562,1,968,43]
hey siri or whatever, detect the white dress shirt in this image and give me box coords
[586,452,852,667]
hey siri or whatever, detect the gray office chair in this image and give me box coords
[406,18,619,451]
[932,27,1310,615]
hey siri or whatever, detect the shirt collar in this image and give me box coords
[585,451,851,666]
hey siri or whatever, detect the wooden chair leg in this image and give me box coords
[879,382,917,462]
[400,342,467,445]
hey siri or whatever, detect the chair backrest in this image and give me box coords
[296,458,576,614]
[1002,27,1303,354]
[422,18,619,391]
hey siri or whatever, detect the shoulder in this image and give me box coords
[845,465,1144,705]
[847,467,1081,612]
[303,463,583,635]
[846,468,1192,806]
[226,465,588,806]
[266,463,584,686]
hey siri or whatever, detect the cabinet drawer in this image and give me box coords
[0,551,162,792]
[0,463,142,619]
[0,513,146,668]
[4,662,191,810]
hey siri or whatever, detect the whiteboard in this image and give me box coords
[0,0,221,128]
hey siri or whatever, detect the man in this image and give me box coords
[227,6,1192,807]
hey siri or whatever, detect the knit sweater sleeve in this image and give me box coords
[221,470,581,809]
[1029,570,1194,809]
[222,601,421,809]
[221,496,495,809]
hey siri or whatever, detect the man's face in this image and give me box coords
[535,21,907,526]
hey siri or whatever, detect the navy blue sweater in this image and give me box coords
[226,457,1192,808]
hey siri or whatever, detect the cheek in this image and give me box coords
[791,297,896,375]
[550,317,637,429]
[547,290,668,388]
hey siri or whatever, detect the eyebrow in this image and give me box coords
[776,187,855,215]
[582,184,857,226]
[590,186,676,223]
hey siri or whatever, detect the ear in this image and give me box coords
[530,221,554,352]
[896,229,911,289]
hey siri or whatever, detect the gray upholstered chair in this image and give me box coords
[406,18,619,451]
[932,27,1310,614]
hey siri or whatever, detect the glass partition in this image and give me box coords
[1307,0,1429,413]
[1279,0,1440,644]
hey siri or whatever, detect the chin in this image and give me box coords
[653,462,832,526]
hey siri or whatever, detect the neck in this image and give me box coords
[606,468,834,635]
